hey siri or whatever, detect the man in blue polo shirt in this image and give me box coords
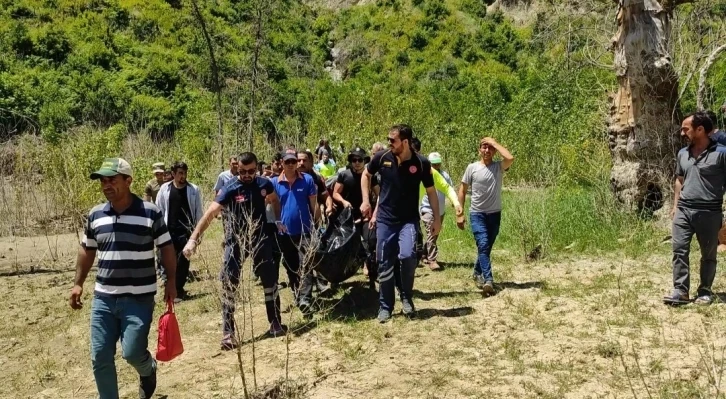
[70,158,177,399]
[361,124,440,323]
[273,151,319,317]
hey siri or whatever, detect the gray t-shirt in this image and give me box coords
[676,143,726,211]
[462,161,503,213]
[214,170,235,192]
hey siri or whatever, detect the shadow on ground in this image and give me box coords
[0,267,73,277]
[322,281,379,321]
[437,261,472,269]
[414,306,474,320]
[412,289,472,301]
[497,281,544,290]
[182,292,211,301]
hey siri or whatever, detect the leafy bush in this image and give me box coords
[126,94,176,136]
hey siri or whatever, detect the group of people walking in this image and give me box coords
[68,123,514,398]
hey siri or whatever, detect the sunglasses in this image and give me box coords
[284,159,297,165]
[239,168,257,176]
[350,158,364,163]
[387,137,398,144]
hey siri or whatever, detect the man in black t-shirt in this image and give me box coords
[361,124,440,323]
[183,152,287,349]
[296,150,334,294]
[155,161,203,302]
[330,147,380,287]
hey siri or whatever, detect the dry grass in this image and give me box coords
[2,221,726,398]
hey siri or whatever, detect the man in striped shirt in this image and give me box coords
[69,158,177,399]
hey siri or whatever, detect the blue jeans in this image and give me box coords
[377,222,417,312]
[470,212,502,282]
[90,295,156,399]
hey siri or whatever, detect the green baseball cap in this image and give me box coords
[90,158,133,180]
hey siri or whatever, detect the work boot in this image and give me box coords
[269,320,288,337]
[138,364,157,399]
[401,297,416,318]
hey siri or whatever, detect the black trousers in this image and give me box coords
[220,232,281,334]
[170,232,191,295]
[277,233,314,306]
[356,221,378,286]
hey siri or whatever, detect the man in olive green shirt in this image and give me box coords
[144,162,165,203]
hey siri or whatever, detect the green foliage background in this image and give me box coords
[2,0,726,253]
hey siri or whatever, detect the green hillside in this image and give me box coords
[1,0,726,214]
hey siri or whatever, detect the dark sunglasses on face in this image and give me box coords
[284,159,297,165]
[387,137,398,144]
[239,168,257,175]
[350,158,363,163]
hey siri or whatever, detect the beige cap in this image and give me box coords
[90,158,133,180]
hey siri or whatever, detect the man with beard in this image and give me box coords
[361,124,440,323]
[664,111,726,306]
[296,150,333,294]
[70,158,177,399]
[155,162,203,302]
[183,152,287,348]
[329,147,380,287]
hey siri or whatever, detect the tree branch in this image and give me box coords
[189,0,225,168]
[697,43,726,111]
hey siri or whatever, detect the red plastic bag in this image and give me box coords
[156,300,183,362]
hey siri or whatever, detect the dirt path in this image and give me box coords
[1,233,725,398]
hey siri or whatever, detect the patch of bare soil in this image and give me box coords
[1,232,726,398]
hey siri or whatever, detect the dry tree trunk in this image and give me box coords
[608,0,689,213]
[190,0,225,168]
[247,3,264,153]
[697,43,726,111]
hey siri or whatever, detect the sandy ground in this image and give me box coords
[1,232,726,399]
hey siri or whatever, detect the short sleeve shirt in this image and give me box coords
[214,176,273,242]
[82,196,171,297]
[675,143,726,211]
[462,161,503,214]
[307,171,328,204]
[214,170,235,192]
[337,169,379,219]
[366,150,434,225]
[144,179,161,203]
[272,173,317,236]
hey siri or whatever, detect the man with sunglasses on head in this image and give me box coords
[183,152,287,349]
[458,137,514,296]
[361,124,440,323]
